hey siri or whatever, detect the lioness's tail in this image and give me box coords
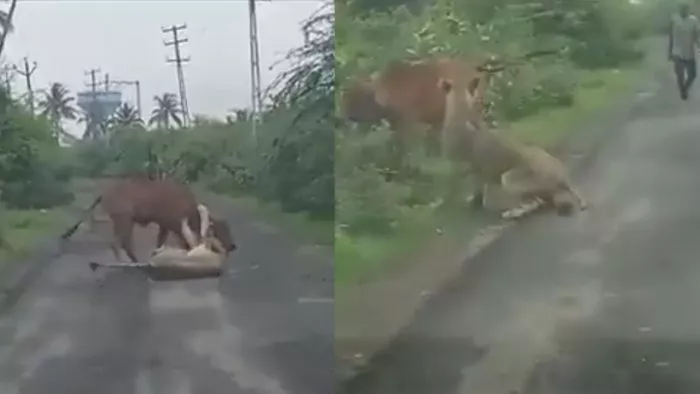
[61,195,103,240]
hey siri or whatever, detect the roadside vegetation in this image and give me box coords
[0,1,334,261]
[335,0,671,286]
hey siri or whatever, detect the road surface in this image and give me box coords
[0,196,333,394]
[340,61,700,392]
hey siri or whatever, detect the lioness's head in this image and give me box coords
[209,217,237,254]
[438,76,486,132]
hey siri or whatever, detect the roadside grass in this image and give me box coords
[0,209,72,261]
[214,194,334,246]
[335,65,645,287]
[508,66,644,148]
[191,183,334,247]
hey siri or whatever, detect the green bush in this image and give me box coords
[0,91,75,210]
[1,168,74,209]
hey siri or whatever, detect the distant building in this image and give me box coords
[76,90,121,140]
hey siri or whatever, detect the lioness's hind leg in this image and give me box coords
[501,198,545,220]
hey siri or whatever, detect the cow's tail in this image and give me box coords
[61,195,103,240]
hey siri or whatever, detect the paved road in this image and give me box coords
[340,62,700,392]
[0,196,333,394]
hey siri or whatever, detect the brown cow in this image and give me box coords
[340,57,491,156]
[77,176,236,263]
[340,50,560,156]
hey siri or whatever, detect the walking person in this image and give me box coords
[669,2,700,100]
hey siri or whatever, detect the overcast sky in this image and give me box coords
[3,0,326,136]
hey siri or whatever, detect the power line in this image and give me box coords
[162,24,191,127]
[11,57,37,115]
[111,79,143,120]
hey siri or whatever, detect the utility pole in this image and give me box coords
[135,80,142,119]
[162,24,191,127]
[248,0,264,138]
[85,67,101,92]
[12,57,37,115]
[84,67,101,139]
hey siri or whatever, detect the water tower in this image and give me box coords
[76,70,122,140]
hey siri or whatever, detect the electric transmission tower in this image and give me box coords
[162,24,191,127]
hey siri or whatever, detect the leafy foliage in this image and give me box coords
[110,103,143,129]
[0,86,74,209]
[37,82,78,141]
[149,93,182,129]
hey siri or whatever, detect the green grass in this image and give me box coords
[335,65,645,287]
[507,66,643,147]
[335,204,486,285]
[0,208,72,261]
[221,195,334,246]
[192,182,333,247]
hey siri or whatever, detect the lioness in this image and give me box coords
[89,204,228,281]
[438,75,587,219]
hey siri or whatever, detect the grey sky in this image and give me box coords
[3,0,325,136]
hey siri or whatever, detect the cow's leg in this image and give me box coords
[156,226,169,249]
[113,216,138,263]
[109,220,123,262]
[151,226,170,256]
[173,229,192,250]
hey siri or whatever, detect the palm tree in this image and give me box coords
[78,110,108,140]
[110,102,143,128]
[234,108,250,122]
[148,93,182,129]
[0,0,18,58]
[37,82,78,140]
